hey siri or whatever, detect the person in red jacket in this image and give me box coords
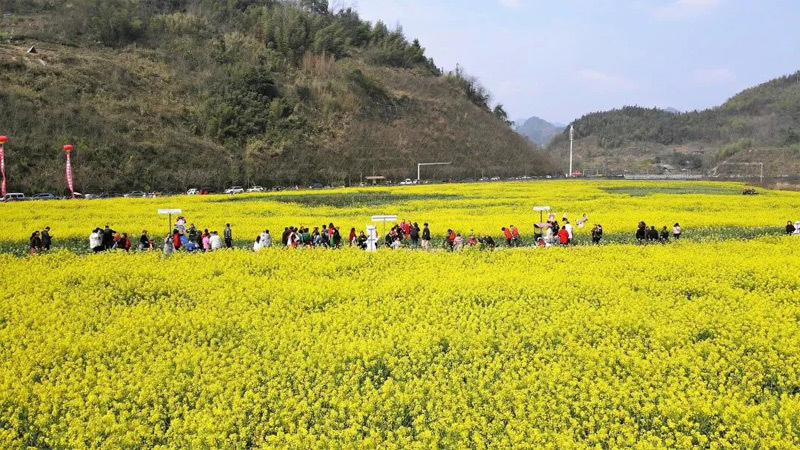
[558,226,570,246]
[172,229,182,250]
[510,225,521,246]
[502,227,513,246]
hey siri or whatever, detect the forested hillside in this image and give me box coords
[547,73,800,177]
[0,0,554,193]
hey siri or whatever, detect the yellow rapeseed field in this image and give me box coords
[2,181,800,447]
[1,240,799,447]
[1,180,798,244]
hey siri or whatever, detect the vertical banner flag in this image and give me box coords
[0,136,7,199]
[63,144,74,198]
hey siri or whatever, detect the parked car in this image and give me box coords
[32,193,56,200]
[247,186,265,192]
[399,178,417,185]
[124,191,147,198]
[309,183,324,189]
[186,188,199,195]
[224,186,245,194]
[3,193,26,202]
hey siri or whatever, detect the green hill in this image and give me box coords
[0,1,554,193]
[546,73,800,177]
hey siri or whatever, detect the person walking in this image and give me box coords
[333,227,342,248]
[510,225,521,246]
[41,227,52,251]
[28,231,42,255]
[502,227,513,246]
[210,231,223,250]
[261,230,272,248]
[647,226,659,242]
[636,222,647,243]
[224,224,233,248]
[591,224,603,245]
[202,230,211,251]
[139,230,150,251]
[102,225,116,250]
[410,223,420,247]
[172,229,182,251]
[421,223,431,250]
[89,228,103,253]
[673,223,683,240]
[118,233,131,251]
[558,226,570,246]
[163,233,174,256]
[564,221,574,245]
[660,226,670,242]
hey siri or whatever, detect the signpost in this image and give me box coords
[158,209,182,234]
[372,215,398,239]
[533,206,551,226]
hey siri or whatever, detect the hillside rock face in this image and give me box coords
[546,73,800,177]
[0,2,554,193]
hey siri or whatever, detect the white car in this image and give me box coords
[186,188,199,195]
[224,186,245,194]
[247,186,265,192]
[399,178,417,185]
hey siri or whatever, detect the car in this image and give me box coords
[271,186,284,192]
[399,178,417,185]
[2,193,26,202]
[123,191,147,198]
[186,188,199,195]
[309,183,324,190]
[224,186,245,194]
[490,177,501,181]
[247,186,265,193]
[32,193,56,200]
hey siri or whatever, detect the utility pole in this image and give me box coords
[569,125,574,178]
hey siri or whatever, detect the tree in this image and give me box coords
[493,104,512,127]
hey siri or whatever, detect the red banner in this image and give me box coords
[0,145,5,199]
[65,151,74,198]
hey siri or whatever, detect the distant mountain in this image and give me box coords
[663,107,681,114]
[546,71,800,177]
[515,116,565,146]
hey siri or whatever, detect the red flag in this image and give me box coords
[65,151,74,198]
[0,144,6,199]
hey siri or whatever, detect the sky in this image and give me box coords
[354,0,800,125]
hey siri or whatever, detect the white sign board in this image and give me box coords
[372,215,398,222]
[158,209,182,215]
[533,206,551,212]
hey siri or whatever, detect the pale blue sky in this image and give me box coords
[355,0,800,124]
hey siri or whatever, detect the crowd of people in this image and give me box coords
[161,217,234,255]
[27,227,52,255]
[635,222,683,243]
[24,212,800,255]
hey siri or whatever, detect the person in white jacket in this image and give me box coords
[565,221,574,244]
[210,231,223,250]
[260,230,271,248]
[89,228,103,253]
